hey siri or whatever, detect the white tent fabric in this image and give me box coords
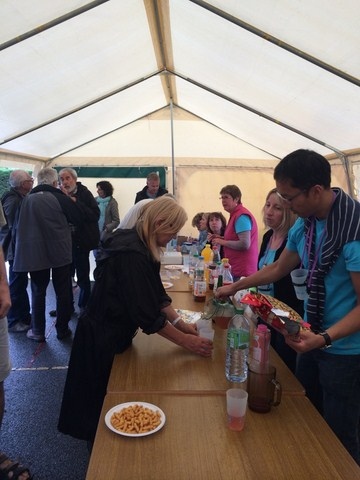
[0,0,359,233]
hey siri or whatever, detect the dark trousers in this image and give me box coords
[7,260,31,327]
[296,349,360,464]
[72,247,91,310]
[30,264,72,335]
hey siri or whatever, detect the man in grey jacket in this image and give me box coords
[13,168,83,341]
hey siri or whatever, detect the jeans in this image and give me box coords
[72,247,91,309]
[7,261,31,327]
[30,264,72,335]
[296,349,360,464]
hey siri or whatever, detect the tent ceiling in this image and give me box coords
[0,0,359,163]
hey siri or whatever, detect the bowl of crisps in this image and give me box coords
[105,401,166,437]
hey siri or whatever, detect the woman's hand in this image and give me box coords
[182,334,213,357]
[175,320,198,335]
[0,281,11,319]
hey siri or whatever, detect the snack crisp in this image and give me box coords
[110,404,162,434]
[241,292,310,336]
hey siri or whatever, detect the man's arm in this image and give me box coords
[216,247,300,298]
[0,247,11,319]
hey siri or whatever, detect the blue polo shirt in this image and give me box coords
[287,218,360,355]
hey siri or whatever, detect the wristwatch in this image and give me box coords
[318,331,332,349]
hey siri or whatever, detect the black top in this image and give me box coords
[134,185,168,204]
[258,229,304,316]
[58,228,171,441]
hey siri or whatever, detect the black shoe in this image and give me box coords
[56,328,72,340]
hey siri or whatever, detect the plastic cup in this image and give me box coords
[290,268,308,300]
[196,319,214,342]
[226,388,248,431]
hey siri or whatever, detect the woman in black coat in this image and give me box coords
[58,197,213,443]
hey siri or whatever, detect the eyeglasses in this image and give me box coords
[276,189,307,203]
[23,178,34,183]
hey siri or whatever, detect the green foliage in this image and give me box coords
[0,168,32,198]
[0,169,10,198]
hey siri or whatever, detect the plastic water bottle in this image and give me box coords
[188,252,199,290]
[249,324,270,372]
[225,307,250,382]
[193,256,207,302]
[223,264,233,285]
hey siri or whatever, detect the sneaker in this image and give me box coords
[26,329,45,342]
[8,322,31,333]
[56,328,72,340]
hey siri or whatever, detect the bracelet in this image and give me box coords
[171,316,181,326]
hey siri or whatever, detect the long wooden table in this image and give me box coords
[161,268,190,292]
[87,282,360,479]
[107,291,305,395]
[86,393,360,479]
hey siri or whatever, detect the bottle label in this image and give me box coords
[194,280,207,297]
[227,329,250,349]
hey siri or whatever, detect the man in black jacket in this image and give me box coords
[0,170,33,332]
[134,172,168,204]
[59,168,100,314]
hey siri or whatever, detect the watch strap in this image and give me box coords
[319,331,332,349]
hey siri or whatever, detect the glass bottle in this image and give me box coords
[193,256,206,302]
[212,245,221,264]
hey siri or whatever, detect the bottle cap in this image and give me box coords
[234,306,244,314]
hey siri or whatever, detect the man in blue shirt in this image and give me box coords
[217,149,360,464]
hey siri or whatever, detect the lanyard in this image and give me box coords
[303,219,327,289]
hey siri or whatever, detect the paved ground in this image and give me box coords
[1,282,90,480]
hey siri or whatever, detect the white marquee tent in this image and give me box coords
[1,0,359,235]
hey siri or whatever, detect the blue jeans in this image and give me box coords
[7,261,31,327]
[296,349,360,464]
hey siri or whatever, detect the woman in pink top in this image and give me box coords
[208,185,258,280]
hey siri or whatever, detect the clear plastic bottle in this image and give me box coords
[193,256,207,302]
[188,252,199,290]
[249,324,271,372]
[225,307,250,382]
[223,264,233,285]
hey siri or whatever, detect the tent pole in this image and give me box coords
[170,99,175,195]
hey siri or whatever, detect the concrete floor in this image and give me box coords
[1,281,90,480]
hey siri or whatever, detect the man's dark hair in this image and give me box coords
[274,149,331,190]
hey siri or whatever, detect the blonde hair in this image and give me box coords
[136,196,187,261]
[262,188,297,235]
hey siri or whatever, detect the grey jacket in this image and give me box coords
[13,185,83,272]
